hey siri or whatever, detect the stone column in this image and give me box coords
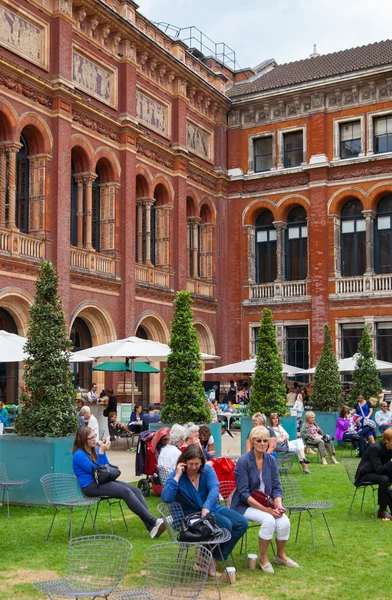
[247,225,256,284]
[144,199,154,265]
[75,176,84,248]
[6,143,21,230]
[191,218,200,278]
[332,215,341,277]
[83,174,96,250]
[273,221,287,281]
[136,199,143,263]
[0,145,6,227]
[363,210,376,275]
[28,154,50,235]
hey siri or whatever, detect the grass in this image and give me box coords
[0,450,391,600]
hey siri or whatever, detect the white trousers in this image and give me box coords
[244,507,291,541]
[288,438,304,454]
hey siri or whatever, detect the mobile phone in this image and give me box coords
[105,436,111,444]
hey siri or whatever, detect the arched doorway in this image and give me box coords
[135,325,150,408]
[0,308,19,404]
[70,317,92,390]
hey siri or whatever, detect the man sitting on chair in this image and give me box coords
[80,406,99,439]
[142,403,160,431]
[355,428,392,520]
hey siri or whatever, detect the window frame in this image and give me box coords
[340,202,366,277]
[333,115,365,161]
[248,132,276,174]
[368,109,392,156]
[255,214,277,283]
[277,126,307,169]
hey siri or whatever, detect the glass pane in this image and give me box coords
[257,230,268,242]
[340,122,360,141]
[288,239,300,279]
[342,220,354,233]
[341,326,363,358]
[341,233,355,275]
[269,229,277,241]
[255,137,272,154]
[288,226,300,239]
[377,195,392,214]
[387,117,392,134]
[356,219,366,232]
[378,230,391,273]
[301,226,308,238]
[378,216,391,230]
[286,326,308,369]
[255,154,272,172]
[375,118,386,135]
[357,231,366,274]
[341,199,363,217]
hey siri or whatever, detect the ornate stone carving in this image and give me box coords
[228,111,240,127]
[0,68,52,107]
[72,110,120,141]
[136,90,168,136]
[328,163,392,181]
[244,174,309,193]
[0,2,48,68]
[72,49,117,107]
[158,65,167,80]
[59,0,72,17]
[187,171,215,191]
[136,142,173,168]
[186,122,212,161]
[75,7,87,28]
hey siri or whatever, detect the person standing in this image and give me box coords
[87,383,99,404]
[80,406,99,439]
[355,428,392,520]
[351,393,375,446]
[0,401,9,427]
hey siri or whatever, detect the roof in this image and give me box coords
[228,39,392,98]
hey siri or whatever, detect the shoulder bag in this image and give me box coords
[358,404,377,430]
[178,512,222,542]
[92,463,121,486]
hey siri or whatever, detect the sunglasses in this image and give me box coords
[87,435,97,440]
[254,438,269,443]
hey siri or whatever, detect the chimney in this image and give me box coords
[310,44,320,58]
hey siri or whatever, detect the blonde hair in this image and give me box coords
[252,412,266,424]
[305,411,315,422]
[249,425,270,447]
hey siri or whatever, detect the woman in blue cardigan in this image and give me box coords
[161,444,248,577]
[72,426,165,538]
[231,426,299,574]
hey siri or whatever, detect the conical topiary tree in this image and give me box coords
[16,260,79,437]
[161,290,210,424]
[349,324,383,404]
[248,308,287,417]
[311,323,344,411]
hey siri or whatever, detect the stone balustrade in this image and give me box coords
[249,280,308,302]
[70,248,115,276]
[135,264,170,288]
[0,228,43,260]
[335,274,392,296]
[186,278,215,298]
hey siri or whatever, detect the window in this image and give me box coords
[375,195,392,274]
[254,137,273,172]
[377,323,392,390]
[374,115,392,154]
[340,121,361,159]
[70,166,78,246]
[285,207,308,281]
[340,200,366,276]
[341,324,363,358]
[16,135,29,233]
[255,211,276,283]
[283,131,303,168]
[286,325,309,369]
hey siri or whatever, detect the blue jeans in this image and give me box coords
[343,432,365,456]
[213,507,248,561]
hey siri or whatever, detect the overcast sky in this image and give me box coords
[138,0,392,70]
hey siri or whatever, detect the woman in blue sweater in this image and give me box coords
[161,445,248,577]
[72,427,165,538]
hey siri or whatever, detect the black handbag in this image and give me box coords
[178,512,221,542]
[92,463,121,486]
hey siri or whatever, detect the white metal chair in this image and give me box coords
[0,462,29,519]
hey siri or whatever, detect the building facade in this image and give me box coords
[2,1,392,403]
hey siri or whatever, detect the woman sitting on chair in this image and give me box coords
[73,426,165,538]
[269,413,312,474]
[231,426,299,573]
[161,445,248,577]
[301,411,338,465]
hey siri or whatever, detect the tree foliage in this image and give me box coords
[248,308,287,417]
[161,291,210,424]
[311,324,344,411]
[16,261,79,437]
[349,324,383,403]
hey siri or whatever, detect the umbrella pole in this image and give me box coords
[131,358,135,413]
[123,369,126,401]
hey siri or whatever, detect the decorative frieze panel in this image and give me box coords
[0,2,49,69]
[136,89,170,137]
[72,47,117,108]
[0,67,52,108]
[186,121,213,162]
[72,110,120,142]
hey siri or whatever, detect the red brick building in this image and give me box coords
[2,1,392,403]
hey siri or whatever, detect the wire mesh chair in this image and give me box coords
[112,542,211,599]
[0,462,29,519]
[157,501,232,599]
[40,473,100,541]
[281,476,334,551]
[157,465,174,488]
[343,458,377,517]
[33,534,132,599]
[93,497,128,533]
[276,452,297,475]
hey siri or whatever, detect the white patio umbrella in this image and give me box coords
[204,358,303,376]
[299,354,392,375]
[72,336,219,410]
[0,330,92,363]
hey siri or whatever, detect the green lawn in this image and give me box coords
[0,451,390,600]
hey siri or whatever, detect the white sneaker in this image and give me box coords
[150,518,166,539]
[331,456,339,464]
[321,457,328,465]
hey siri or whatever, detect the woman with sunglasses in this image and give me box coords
[72,426,165,538]
[161,444,248,577]
[231,426,299,573]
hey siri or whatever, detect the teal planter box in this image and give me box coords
[0,435,74,505]
[313,412,339,443]
[240,416,252,455]
[149,421,222,457]
[279,416,297,441]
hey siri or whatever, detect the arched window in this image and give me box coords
[16,135,29,233]
[375,195,392,274]
[71,317,92,390]
[70,163,78,246]
[0,308,19,404]
[92,172,100,252]
[285,206,308,281]
[255,211,276,283]
[341,199,365,276]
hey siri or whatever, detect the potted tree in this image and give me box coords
[0,261,79,504]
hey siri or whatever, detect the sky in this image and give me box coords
[138,0,392,70]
